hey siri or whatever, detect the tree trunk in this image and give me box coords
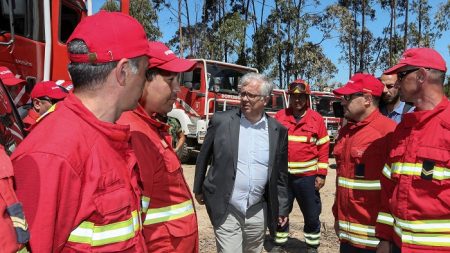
[184,0,193,55]
[418,0,422,46]
[359,0,366,72]
[389,0,394,66]
[178,0,183,56]
[404,0,409,48]
[275,0,283,88]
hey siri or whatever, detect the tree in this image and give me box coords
[129,0,162,40]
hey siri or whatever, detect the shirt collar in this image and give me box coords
[241,113,267,128]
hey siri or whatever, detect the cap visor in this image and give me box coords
[156,58,196,72]
[333,86,360,96]
[3,78,25,86]
[48,89,69,100]
[384,63,407,75]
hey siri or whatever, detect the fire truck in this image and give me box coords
[0,0,128,149]
[168,59,288,162]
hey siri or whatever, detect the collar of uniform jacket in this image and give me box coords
[347,109,382,130]
[401,97,449,129]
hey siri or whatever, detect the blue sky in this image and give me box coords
[94,0,449,84]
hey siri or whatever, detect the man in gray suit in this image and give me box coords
[194,73,289,253]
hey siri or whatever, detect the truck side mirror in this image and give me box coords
[332,101,344,118]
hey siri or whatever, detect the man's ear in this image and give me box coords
[416,68,428,83]
[32,98,41,111]
[115,58,130,87]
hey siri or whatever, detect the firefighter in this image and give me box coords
[274,79,329,253]
[11,11,150,252]
[376,48,449,253]
[23,81,68,131]
[0,144,29,253]
[332,73,396,253]
[0,66,29,117]
[117,41,198,253]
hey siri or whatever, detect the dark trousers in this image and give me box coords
[276,175,321,247]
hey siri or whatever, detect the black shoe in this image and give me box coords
[306,246,318,253]
[270,245,286,253]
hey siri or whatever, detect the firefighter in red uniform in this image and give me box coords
[1,144,29,253]
[11,12,150,252]
[0,66,30,110]
[333,74,396,253]
[23,81,68,131]
[118,41,198,253]
[332,74,396,253]
[274,79,329,253]
[376,48,449,253]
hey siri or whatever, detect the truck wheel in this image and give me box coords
[177,142,191,164]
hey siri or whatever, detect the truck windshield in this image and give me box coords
[311,95,340,117]
[206,63,251,95]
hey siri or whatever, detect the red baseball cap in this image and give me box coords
[148,41,195,72]
[31,81,68,100]
[288,79,311,95]
[0,66,26,86]
[333,73,384,97]
[384,48,447,74]
[67,11,149,63]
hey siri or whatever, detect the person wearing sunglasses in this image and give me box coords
[22,81,68,132]
[379,74,414,124]
[332,73,396,253]
[273,79,329,253]
[376,48,449,253]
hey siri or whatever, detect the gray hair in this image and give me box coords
[239,72,273,96]
[68,39,141,90]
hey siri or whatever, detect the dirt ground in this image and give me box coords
[182,159,340,253]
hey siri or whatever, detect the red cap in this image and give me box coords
[333,73,384,97]
[384,48,447,74]
[288,79,311,95]
[30,81,68,99]
[148,41,195,72]
[67,11,149,63]
[0,66,26,86]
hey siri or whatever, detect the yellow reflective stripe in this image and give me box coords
[36,104,56,123]
[288,158,318,168]
[316,135,330,145]
[141,196,150,213]
[377,212,394,226]
[288,135,308,142]
[394,216,450,233]
[17,247,29,253]
[11,216,28,231]
[339,231,379,247]
[68,210,140,246]
[394,224,450,247]
[289,165,317,174]
[390,162,450,180]
[304,232,320,245]
[144,200,194,225]
[339,220,375,236]
[382,164,392,179]
[317,162,328,169]
[338,177,381,190]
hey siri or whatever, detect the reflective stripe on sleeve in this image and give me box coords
[377,212,394,226]
[390,162,450,180]
[288,158,318,169]
[141,196,150,213]
[339,220,376,236]
[288,135,308,142]
[337,177,381,190]
[144,199,194,225]
[382,164,392,179]
[316,135,330,146]
[339,231,379,248]
[288,165,317,174]
[317,162,328,169]
[68,210,140,246]
[394,216,450,233]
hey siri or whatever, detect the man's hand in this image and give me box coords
[376,240,391,253]
[315,176,326,191]
[195,193,205,205]
[334,220,339,236]
[278,216,288,227]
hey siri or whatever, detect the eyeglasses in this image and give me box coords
[397,68,419,81]
[342,93,365,101]
[239,91,263,100]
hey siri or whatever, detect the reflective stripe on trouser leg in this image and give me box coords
[290,175,322,247]
[275,219,289,245]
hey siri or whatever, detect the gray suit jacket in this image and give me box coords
[193,109,289,236]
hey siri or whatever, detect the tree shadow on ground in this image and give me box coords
[264,235,308,253]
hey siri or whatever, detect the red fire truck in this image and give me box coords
[168,59,288,162]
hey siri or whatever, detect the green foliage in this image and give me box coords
[129,0,161,40]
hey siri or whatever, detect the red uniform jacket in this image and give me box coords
[11,93,146,253]
[376,98,450,253]
[275,108,329,177]
[0,145,28,252]
[118,106,198,253]
[22,109,39,132]
[333,110,396,249]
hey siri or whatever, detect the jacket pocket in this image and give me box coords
[162,147,181,173]
[94,185,131,216]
